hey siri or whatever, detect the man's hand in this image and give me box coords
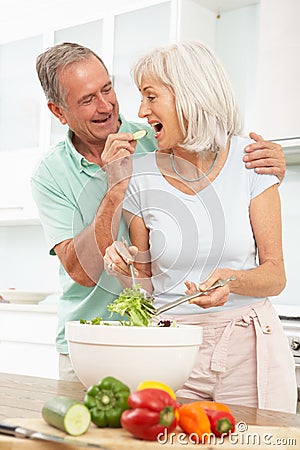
[243,132,286,183]
[101,132,136,189]
[104,241,138,277]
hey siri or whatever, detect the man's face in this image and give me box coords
[54,55,119,146]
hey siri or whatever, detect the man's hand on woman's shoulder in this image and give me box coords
[243,131,286,183]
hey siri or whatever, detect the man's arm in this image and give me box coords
[54,132,136,287]
[243,132,286,182]
[54,181,127,286]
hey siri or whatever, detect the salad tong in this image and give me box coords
[155,276,236,316]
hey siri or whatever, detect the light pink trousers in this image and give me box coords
[174,299,297,413]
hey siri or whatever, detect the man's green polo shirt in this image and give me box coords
[31,115,156,354]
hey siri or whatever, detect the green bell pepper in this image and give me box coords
[84,376,130,427]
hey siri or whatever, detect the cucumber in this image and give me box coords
[42,396,91,436]
[132,129,148,140]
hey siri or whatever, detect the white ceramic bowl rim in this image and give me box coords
[66,321,202,347]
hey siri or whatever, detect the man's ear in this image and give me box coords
[48,102,67,125]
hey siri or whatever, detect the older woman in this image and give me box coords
[104,41,297,413]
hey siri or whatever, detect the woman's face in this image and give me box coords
[138,74,185,150]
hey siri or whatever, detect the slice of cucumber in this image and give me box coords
[132,129,148,140]
[42,396,91,436]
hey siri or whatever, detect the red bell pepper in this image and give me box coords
[121,388,179,441]
[205,409,235,436]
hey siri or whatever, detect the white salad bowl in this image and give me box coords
[65,321,202,392]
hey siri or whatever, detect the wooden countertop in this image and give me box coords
[0,373,299,449]
[0,372,299,427]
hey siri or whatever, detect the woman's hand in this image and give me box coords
[184,269,235,309]
[184,280,230,308]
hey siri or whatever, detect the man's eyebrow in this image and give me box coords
[78,81,113,103]
[79,93,93,103]
[102,80,112,89]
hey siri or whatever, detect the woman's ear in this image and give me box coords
[47,102,67,125]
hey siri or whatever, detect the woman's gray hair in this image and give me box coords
[132,41,243,153]
[36,42,108,108]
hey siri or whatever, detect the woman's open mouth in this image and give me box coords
[152,122,163,138]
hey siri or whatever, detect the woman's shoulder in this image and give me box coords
[230,135,279,197]
[228,134,255,173]
[230,134,252,154]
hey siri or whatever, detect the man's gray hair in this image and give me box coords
[36,42,108,108]
[132,41,243,153]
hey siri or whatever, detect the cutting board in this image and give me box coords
[0,419,299,449]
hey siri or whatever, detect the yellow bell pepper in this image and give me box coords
[136,380,176,400]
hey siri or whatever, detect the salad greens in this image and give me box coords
[80,286,156,327]
[80,317,102,325]
[107,286,155,326]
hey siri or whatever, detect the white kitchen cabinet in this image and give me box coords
[255,0,300,140]
[113,2,171,122]
[0,34,44,223]
[0,35,43,153]
[213,0,300,143]
[0,304,59,379]
[113,0,216,121]
[214,4,260,135]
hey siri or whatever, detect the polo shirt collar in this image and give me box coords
[118,113,129,132]
[65,129,91,172]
